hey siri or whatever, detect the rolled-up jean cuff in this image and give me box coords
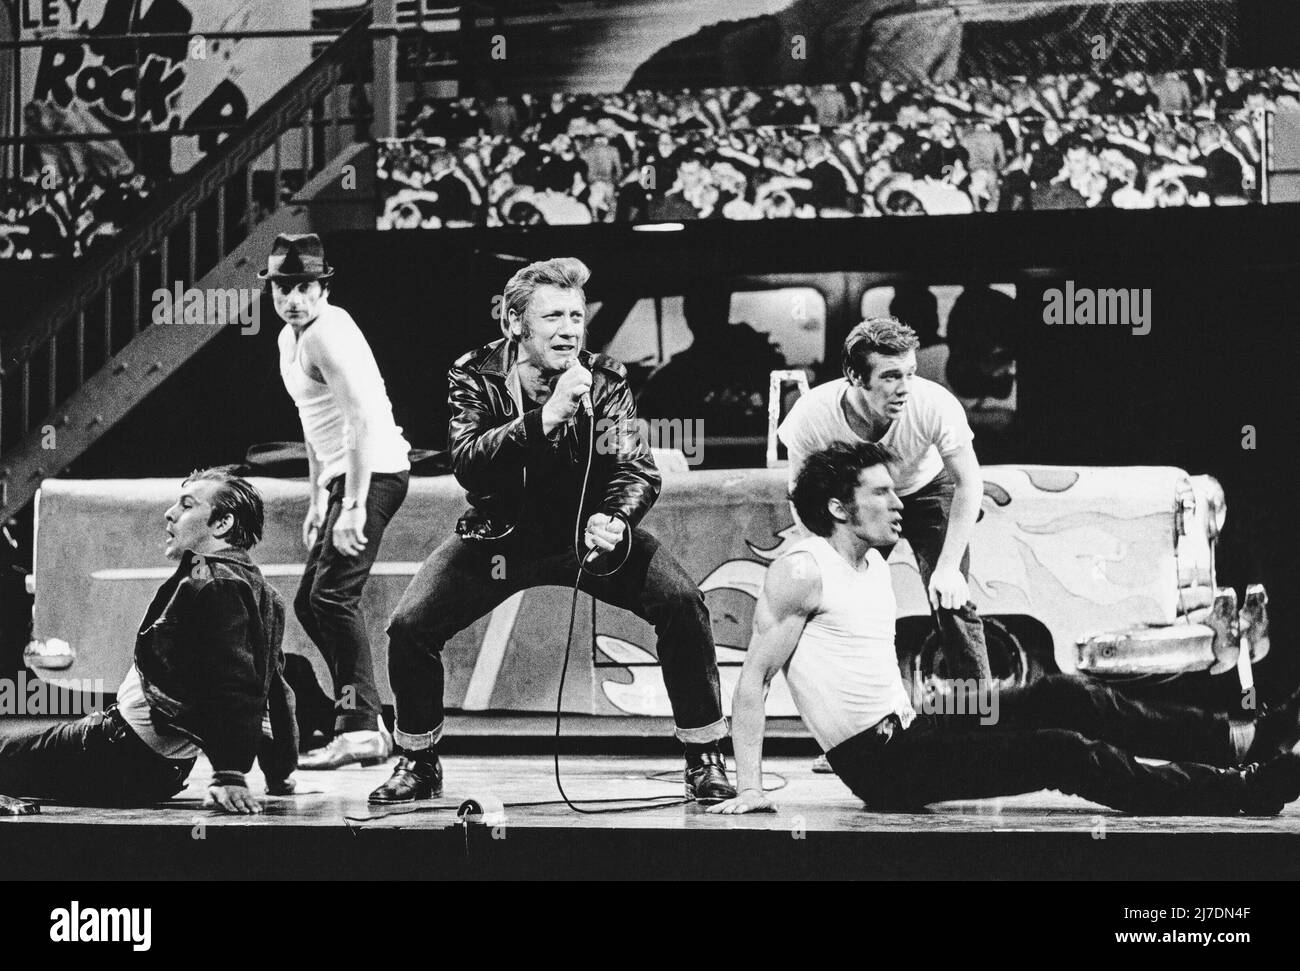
[394,722,443,751]
[675,716,729,745]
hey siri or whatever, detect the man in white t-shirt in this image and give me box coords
[778,316,990,682]
[708,442,1300,817]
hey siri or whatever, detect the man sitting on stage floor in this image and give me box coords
[370,256,736,805]
[0,467,297,817]
[779,315,991,683]
[709,442,1300,817]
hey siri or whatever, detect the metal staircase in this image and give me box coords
[0,9,375,521]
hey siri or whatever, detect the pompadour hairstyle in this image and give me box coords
[183,465,265,550]
[841,315,920,383]
[499,256,590,339]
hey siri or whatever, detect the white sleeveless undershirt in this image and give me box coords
[279,305,410,488]
[781,535,915,751]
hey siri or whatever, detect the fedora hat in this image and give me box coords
[258,233,334,281]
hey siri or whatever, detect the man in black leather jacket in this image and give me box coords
[0,467,297,817]
[371,257,736,805]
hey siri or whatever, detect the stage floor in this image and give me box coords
[5,754,1300,879]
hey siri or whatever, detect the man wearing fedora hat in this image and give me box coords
[263,233,412,769]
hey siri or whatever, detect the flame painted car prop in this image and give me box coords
[29,464,1265,719]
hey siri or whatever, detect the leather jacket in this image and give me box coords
[134,547,297,785]
[448,339,660,554]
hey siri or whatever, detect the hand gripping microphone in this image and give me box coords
[561,357,594,418]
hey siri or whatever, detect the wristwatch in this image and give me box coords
[341,497,360,511]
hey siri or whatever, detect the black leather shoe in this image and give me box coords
[368,754,443,804]
[1240,752,1300,815]
[1245,686,1300,763]
[685,749,737,805]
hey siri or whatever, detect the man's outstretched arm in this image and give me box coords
[709,552,820,815]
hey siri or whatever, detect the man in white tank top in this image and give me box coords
[264,234,411,770]
[709,442,1300,817]
[778,316,991,684]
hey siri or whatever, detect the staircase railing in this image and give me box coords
[0,9,374,519]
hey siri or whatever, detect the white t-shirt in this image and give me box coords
[778,376,973,496]
[781,536,915,751]
[115,664,200,760]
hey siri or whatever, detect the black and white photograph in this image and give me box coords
[2,0,1300,941]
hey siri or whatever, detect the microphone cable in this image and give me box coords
[552,391,693,814]
[348,405,687,830]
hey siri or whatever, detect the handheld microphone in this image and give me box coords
[560,358,593,418]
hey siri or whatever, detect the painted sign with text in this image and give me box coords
[19,0,310,176]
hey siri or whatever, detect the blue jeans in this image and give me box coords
[897,469,992,682]
[385,525,728,748]
[294,470,409,734]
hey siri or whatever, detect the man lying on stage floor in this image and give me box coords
[370,256,736,805]
[709,442,1300,817]
[0,467,297,817]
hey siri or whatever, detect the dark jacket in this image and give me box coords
[448,339,660,563]
[134,547,297,786]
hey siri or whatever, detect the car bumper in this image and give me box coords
[1076,584,1269,676]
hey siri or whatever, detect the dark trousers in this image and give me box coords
[294,470,409,734]
[827,674,1246,815]
[0,707,194,805]
[386,526,727,747]
[898,469,991,681]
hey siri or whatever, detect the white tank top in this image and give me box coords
[279,304,410,488]
[781,535,915,751]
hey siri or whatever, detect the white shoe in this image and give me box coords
[812,754,833,774]
[298,728,392,770]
